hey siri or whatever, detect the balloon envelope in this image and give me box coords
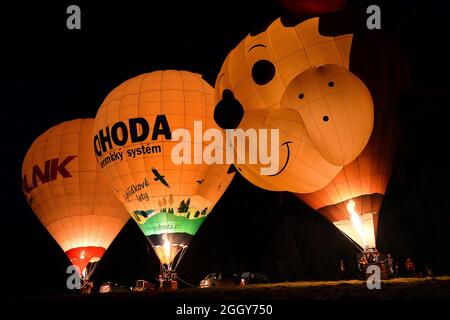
[295,16,409,250]
[22,119,130,278]
[93,70,234,270]
[296,83,398,249]
[214,18,373,193]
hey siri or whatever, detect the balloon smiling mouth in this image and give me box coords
[269,141,292,177]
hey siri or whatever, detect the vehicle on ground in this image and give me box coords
[99,281,129,294]
[240,272,269,285]
[199,272,240,288]
[131,279,157,292]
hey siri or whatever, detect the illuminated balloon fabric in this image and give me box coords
[296,92,399,250]
[214,17,373,192]
[294,13,410,250]
[93,70,234,267]
[234,107,343,193]
[22,119,130,277]
[280,64,373,166]
[215,18,353,111]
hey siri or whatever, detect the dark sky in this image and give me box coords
[1,0,450,297]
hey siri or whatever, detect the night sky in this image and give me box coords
[2,0,450,298]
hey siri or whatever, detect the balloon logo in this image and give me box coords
[22,119,130,280]
[93,70,234,273]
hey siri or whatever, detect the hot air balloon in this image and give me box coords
[213,17,373,193]
[22,119,130,281]
[93,70,234,279]
[296,91,399,250]
[295,19,410,251]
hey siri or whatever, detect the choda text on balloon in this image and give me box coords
[171,121,280,175]
[93,116,169,168]
[93,115,280,175]
[94,116,170,156]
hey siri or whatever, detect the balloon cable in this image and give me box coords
[85,260,100,281]
[173,246,188,271]
[176,275,196,288]
[335,227,365,253]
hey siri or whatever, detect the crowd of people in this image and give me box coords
[339,249,433,280]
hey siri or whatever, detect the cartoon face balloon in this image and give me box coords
[214,17,374,193]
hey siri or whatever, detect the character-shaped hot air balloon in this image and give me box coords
[22,119,130,281]
[295,72,403,250]
[295,10,410,251]
[93,70,234,278]
[213,17,373,193]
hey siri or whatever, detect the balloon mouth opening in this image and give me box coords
[66,246,106,278]
[154,243,188,266]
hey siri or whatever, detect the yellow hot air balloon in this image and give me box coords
[213,17,373,193]
[93,70,234,275]
[22,119,130,280]
[296,80,401,250]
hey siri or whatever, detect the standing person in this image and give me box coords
[387,253,395,277]
[339,259,346,280]
[373,249,380,263]
[395,261,400,278]
[425,266,433,277]
[405,258,416,277]
[367,251,374,264]
[358,255,368,280]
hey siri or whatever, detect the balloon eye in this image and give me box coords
[214,89,244,129]
[298,93,304,99]
[252,60,275,85]
[328,81,335,87]
[323,115,329,122]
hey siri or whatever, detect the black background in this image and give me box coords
[1,0,450,299]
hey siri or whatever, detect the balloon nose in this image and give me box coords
[214,89,244,129]
[280,64,374,166]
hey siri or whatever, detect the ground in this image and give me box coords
[22,276,450,301]
[148,277,450,300]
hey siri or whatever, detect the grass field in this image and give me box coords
[148,276,450,300]
[10,276,450,302]
[37,276,447,301]
[6,277,447,319]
